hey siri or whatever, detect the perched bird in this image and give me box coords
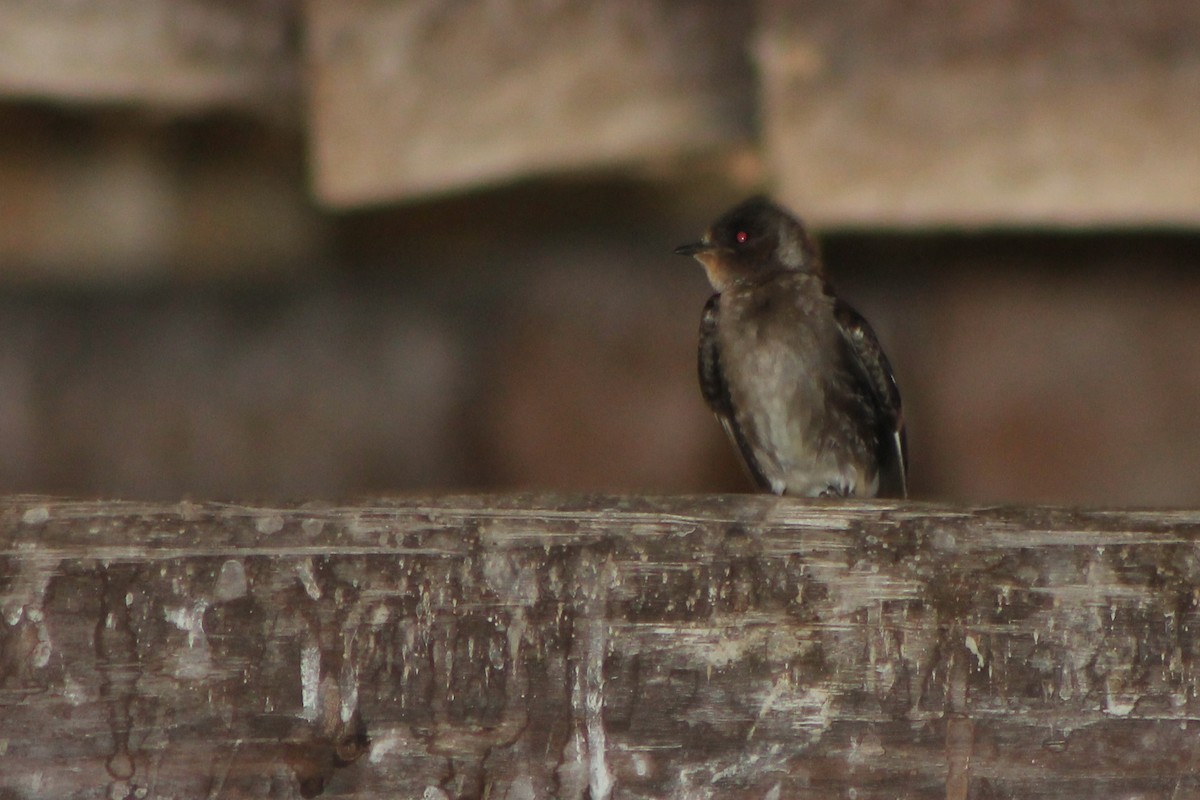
[675,196,907,498]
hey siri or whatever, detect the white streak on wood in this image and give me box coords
[1,554,56,671]
[21,506,49,525]
[254,514,285,535]
[584,620,614,800]
[164,600,212,680]
[340,658,359,725]
[215,559,248,602]
[301,640,321,721]
[297,558,322,600]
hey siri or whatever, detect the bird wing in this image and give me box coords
[833,299,908,497]
[698,294,776,492]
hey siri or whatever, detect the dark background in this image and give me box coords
[1,2,1198,505]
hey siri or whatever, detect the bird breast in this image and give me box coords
[716,274,854,494]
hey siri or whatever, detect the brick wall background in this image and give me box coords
[1,1,1198,504]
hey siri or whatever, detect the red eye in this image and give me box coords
[735,230,749,244]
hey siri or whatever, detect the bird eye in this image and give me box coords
[735,230,749,244]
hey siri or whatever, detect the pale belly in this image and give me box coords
[718,283,877,497]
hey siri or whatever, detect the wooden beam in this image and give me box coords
[304,0,754,207]
[0,0,297,116]
[3,495,1200,798]
[757,0,1200,227]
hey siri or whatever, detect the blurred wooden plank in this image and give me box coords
[3,495,1200,798]
[304,0,754,207]
[0,0,297,115]
[0,112,325,281]
[757,0,1200,227]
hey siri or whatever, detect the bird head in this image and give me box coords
[674,196,820,292]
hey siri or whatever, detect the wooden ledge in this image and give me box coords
[2,495,1199,798]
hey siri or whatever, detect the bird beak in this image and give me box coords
[674,238,731,291]
[674,241,711,257]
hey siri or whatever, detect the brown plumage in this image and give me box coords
[676,196,907,498]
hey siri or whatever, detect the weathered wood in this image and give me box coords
[757,0,1200,226]
[3,495,1200,798]
[304,0,754,206]
[0,0,297,116]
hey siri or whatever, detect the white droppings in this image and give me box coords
[297,559,322,600]
[300,642,321,721]
[505,775,537,800]
[482,552,540,607]
[2,560,57,669]
[931,529,956,550]
[215,559,248,602]
[165,603,201,645]
[846,730,885,766]
[1105,693,1136,717]
[557,727,589,798]
[422,787,450,800]
[578,587,619,800]
[23,771,44,795]
[21,506,49,525]
[585,681,614,800]
[32,638,51,669]
[340,660,359,724]
[748,675,790,741]
[164,601,212,679]
[701,633,754,670]
[763,783,782,800]
[62,676,88,705]
[301,518,326,537]
[255,514,285,535]
[965,634,985,669]
[368,730,402,764]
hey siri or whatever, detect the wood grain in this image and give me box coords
[2,495,1200,798]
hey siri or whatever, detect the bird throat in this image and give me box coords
[696,251,738,293]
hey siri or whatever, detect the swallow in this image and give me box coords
[675,196,907,498]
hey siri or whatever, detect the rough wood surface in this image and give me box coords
[758,0,1200,226]
[3,495,1200,799]
[304,0,753,206]
[0,0,297,115]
